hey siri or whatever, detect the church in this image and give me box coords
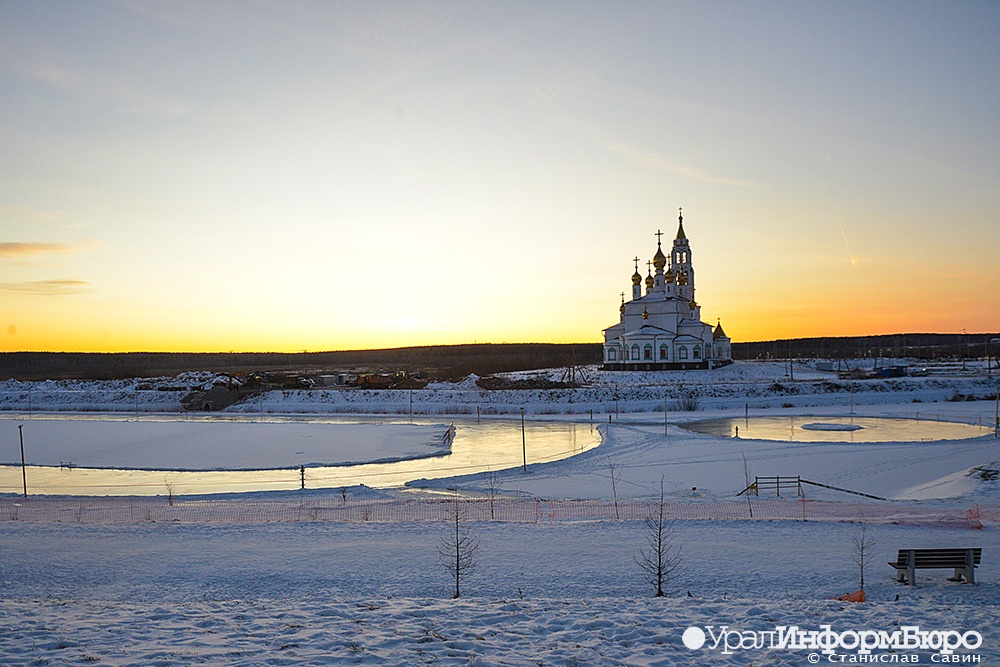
[602,211,732,370]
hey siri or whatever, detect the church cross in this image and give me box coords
[655,229,663,244]
[647,260,652,273]
[633,256,640,272]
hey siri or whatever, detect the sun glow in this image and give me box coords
[2,3,998,353]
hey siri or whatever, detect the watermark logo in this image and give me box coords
[681,624,983,661]
[681,626,706,649]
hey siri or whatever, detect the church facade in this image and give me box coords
[602,211,732,371]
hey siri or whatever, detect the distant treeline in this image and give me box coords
[1,334,997,381]
[0,344,602,381]
[734,333,1000,362]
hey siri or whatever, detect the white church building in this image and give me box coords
[602,211,732,371]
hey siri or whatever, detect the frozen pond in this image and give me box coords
[0,415,600,496]
[681,415,993,442]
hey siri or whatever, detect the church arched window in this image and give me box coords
[607,348,617,361]
[644,344,653,360]
[631,345,639,361]
[693,346,701,359]
[659,344,668,360]
[679,346,688,360]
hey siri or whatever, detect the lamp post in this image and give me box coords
[520,407,527,472]
[663,394,668,436]
[962,329,967,371]
[992,338,1000,437]
[18,424,27,498]
[990,338,1000,377]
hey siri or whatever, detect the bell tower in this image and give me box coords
[670,208,694,301]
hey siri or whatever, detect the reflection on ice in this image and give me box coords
[0,415,600,496]
[682,416,991,443]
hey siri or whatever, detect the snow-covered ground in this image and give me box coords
[2,360,998,415]
[2,361,999,665]
[1,520,996,665]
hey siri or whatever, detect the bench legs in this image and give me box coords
[898,551,916,585]
[893,549,977,585]
[951,550,977,584]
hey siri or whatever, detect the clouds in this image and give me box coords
[26,61,193,118]
[0,239,96,259]
[0,241,76,258]
[0,278,89,296]
[0,240,95,297]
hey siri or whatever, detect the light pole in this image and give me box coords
[962,329,967,371]
[520,407,527,472]
[992,338,1000,438]
[663,394,668,435]
[18,424,27,498]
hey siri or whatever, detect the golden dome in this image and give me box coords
[690,300,698,310]
[620,302,626,315]
[642,306,649,319]
[664,268,675,283]
[652,244,667,270]
[632,270,642,286]
[645,273,654,288]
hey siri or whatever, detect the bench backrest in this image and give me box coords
[892,548,981,567]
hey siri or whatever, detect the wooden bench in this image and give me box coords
[889,548,981,585]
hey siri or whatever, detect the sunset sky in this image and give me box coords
[2,1,999,353]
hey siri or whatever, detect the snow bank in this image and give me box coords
[3,361,997,416]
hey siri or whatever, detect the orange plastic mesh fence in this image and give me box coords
[0,496,994,527]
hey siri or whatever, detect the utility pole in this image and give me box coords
[994,389,999,439]
[663,394,668,435]
[990,338,1000,377]
[18,424,27,498]
[962,330,967,371]
[521,407,527,472]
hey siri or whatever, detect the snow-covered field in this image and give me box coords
[1,520,996,665]
[2,360,998,416]
[2,361,999,665]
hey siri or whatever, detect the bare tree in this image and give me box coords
[636,476,682,597]
[608,459,623,520]
[671,386,700,412]
[852,523,876,591]
[164,478,175,506]
[438,491,480,598]
[485,468,500,520]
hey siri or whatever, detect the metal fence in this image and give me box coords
[1,495,995,527]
